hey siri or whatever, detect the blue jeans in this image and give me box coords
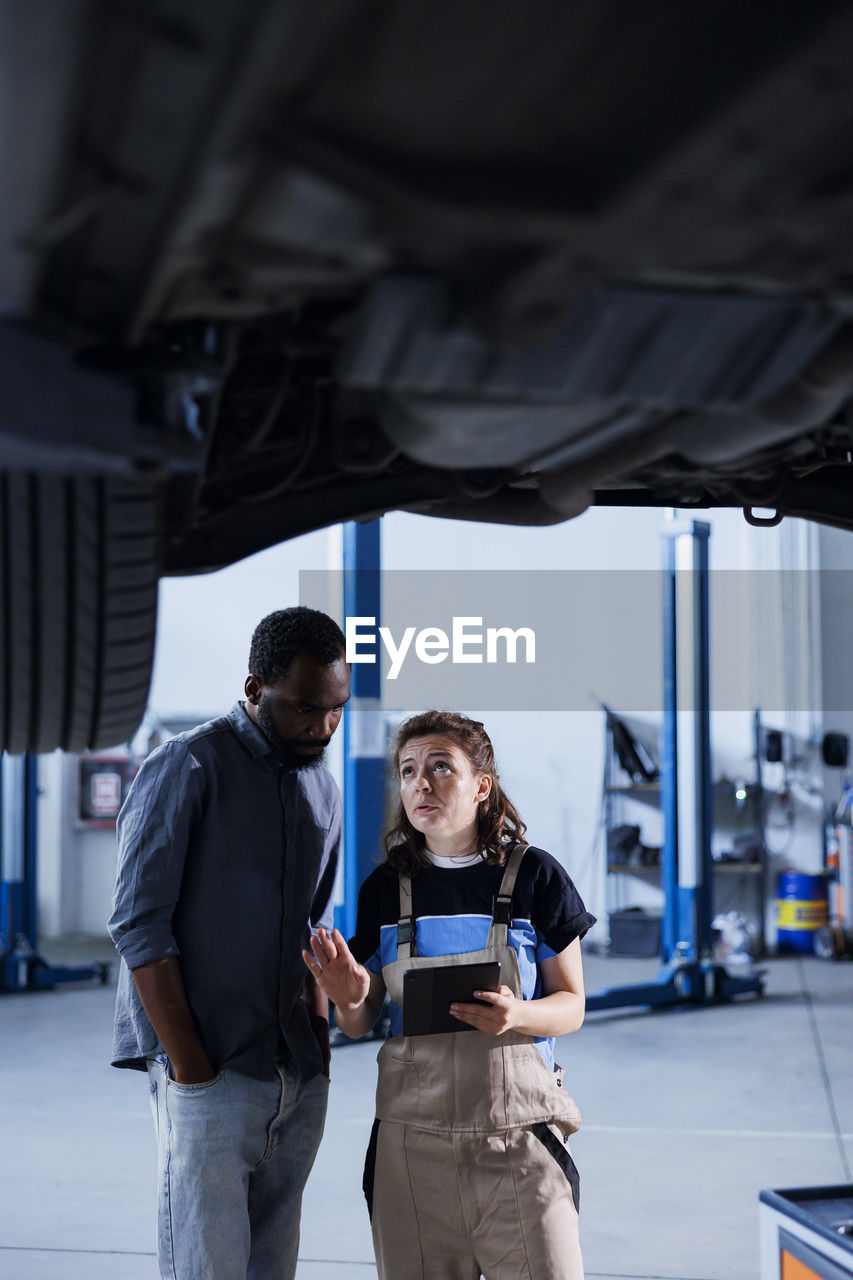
[146,1057,328,1280]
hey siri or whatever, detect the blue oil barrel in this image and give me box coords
[776,870,829,954]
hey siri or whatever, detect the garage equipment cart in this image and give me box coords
[761,1186,853,1280]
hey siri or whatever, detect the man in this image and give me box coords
[109,606,350,1280]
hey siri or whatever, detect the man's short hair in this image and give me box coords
[248,607,346,684]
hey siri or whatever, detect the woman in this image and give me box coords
[303,710,595,1280]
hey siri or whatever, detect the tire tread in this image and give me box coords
[1,473,159,753]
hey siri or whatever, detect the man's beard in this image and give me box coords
[256,697,328,770]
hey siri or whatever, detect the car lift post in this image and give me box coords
[338,519,386,941]
[0,752,108,992]
[586,519,765,1012]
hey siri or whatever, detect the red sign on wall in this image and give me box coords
[90,771,122,815]
[78,757,140,826]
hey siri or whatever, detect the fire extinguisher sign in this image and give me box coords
[78,758,139,825]
[90,772,121,816]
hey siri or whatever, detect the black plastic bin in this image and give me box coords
[609,907,662,957]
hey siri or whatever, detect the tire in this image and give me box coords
[0,474,159,753]
[814,924,846,961]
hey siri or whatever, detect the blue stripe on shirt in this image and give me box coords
[364,913,557,1066]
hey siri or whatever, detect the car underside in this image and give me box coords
[2,0,853,751]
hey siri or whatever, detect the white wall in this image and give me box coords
[379,504,824,946]
[344,505,762,941]
[37,528,339,940]
[817,524,853,734]
[817,523,853,829]
[37,752,138,939]
[147,527,337,720]
[37,503,838,949]
[36,751,65,938]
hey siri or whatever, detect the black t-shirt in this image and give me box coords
[350,845,595,1001]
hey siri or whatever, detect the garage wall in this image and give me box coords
[37,506,837,948]
[818,524,853,813]
[37,752,136,938]
[380,505,827,945]
[36,526,337,941]
[36,751,65,939]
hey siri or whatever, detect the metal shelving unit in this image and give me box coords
[602,721,768,954]
[586,521,765,1011]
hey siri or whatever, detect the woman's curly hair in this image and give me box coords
[382,709,527,876]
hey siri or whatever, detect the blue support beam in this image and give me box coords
[586,519,764,1013]
[23,752,39,950]
[661,548,679,965]
[1,754,30,989]
[338,520,386,942]
[662,520,715,963]
[1,753,108,993]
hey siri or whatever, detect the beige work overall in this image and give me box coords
[367,845,585,1280]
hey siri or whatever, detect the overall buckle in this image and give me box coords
[397,916,416,946]
[492,895,513,926]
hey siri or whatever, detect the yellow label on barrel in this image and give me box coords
[776,900,828,930]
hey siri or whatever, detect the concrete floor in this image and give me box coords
[1,945,851,1280]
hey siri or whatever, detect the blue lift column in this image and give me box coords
[661,521,715,982]
[585,519,764,1012]
[1,752,107,992]
[0,753,36,990]
[339,520,386,941]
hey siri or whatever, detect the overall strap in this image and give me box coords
[396,874,416,959]
[487,843,527,949]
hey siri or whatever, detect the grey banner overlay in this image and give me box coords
[299,570,830,712]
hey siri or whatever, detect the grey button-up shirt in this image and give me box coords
[108,701,341,1081]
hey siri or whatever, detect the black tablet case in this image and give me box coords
[402,961,501,1035]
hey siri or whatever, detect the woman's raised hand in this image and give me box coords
[302,927,371,1011]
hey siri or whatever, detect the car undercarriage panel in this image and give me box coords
[1,0,853,570]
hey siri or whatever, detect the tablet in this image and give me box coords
[402,961,501,1036]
